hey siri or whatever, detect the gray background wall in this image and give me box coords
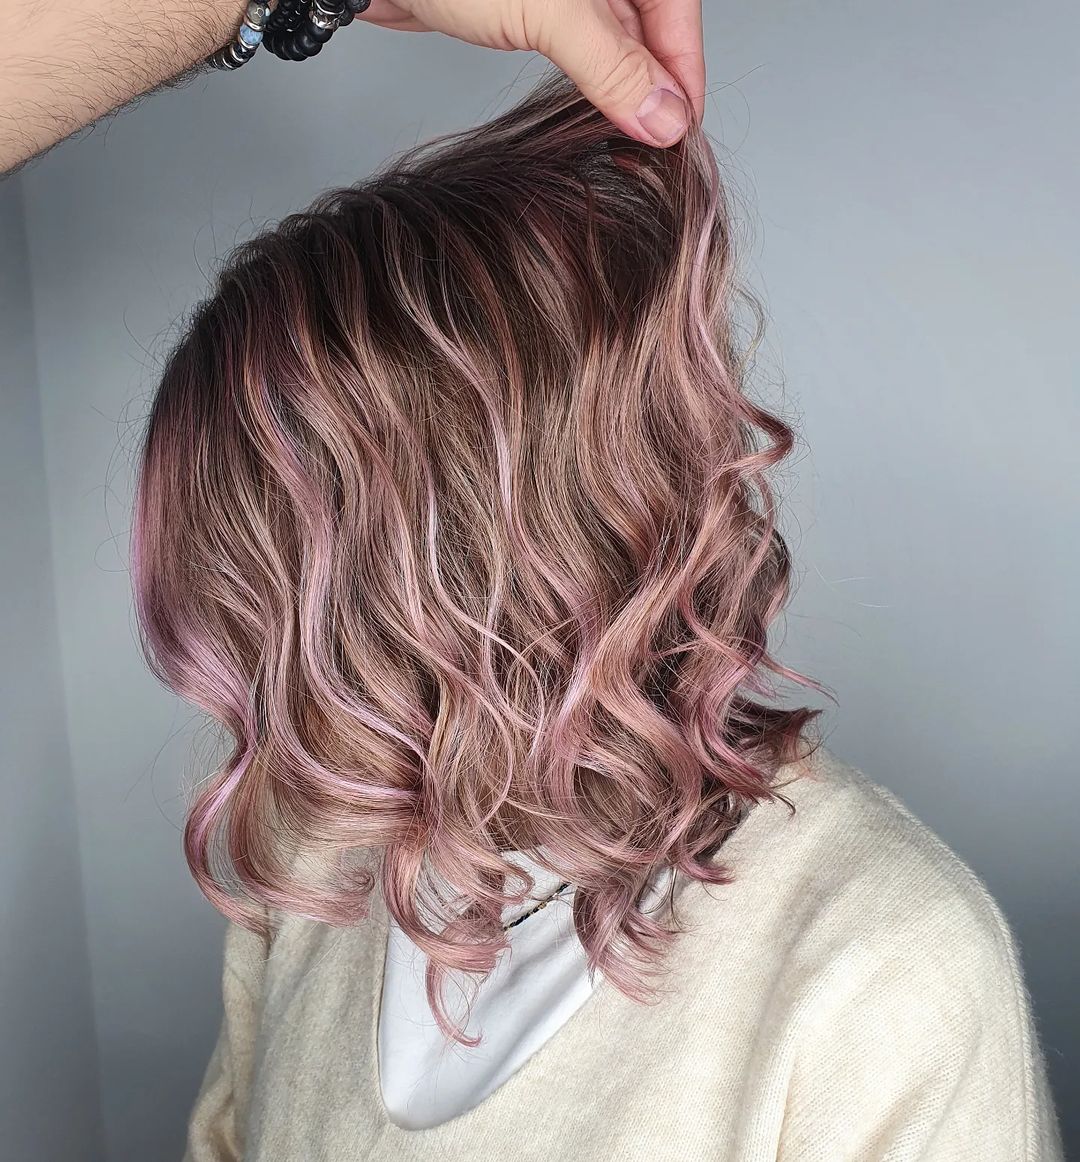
[0,183,105,1159]
[3,1,1076,1158]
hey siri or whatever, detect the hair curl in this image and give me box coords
[132,72,824,1044]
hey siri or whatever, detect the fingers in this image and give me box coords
[528,0,691,146]
[607,0,644,41]
[635,0,705,121]
[356,0,429,31]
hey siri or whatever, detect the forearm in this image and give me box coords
[2,0,237,174]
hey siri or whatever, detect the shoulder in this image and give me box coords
[717,747,1064,1159]
[743,742,1020,943]
[688,743,1033,1015]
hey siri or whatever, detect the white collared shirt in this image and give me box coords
[378,850,672,1130]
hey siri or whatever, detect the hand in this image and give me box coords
[0,0,702,173]
[358,0,705,146]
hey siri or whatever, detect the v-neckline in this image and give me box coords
[358,784,781,1136]
[362,869,706,1129]
[364,871,672,1135]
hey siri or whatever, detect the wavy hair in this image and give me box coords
[132,72,823,1043]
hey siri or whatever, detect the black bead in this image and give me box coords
[306,20,334,42]
[259,0,347,63]
[268,0,304,32]
[272,31,297,57]
[295,28,320,55]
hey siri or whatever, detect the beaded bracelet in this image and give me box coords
[208,0,371,70]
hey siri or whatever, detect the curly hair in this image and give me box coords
[132,71,823,1044]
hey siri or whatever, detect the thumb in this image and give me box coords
[529,0,691,147]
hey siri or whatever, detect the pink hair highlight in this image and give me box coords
[132,73,825,1044]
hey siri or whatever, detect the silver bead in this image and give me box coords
[309,4,339,30]
[312,0,339,19]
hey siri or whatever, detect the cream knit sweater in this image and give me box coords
[182,745,1064,1161]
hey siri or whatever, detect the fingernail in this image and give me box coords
[635,86,689,146]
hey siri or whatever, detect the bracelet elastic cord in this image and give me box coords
[209,0,370,70]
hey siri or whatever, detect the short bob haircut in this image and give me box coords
[132,72,823,1043]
